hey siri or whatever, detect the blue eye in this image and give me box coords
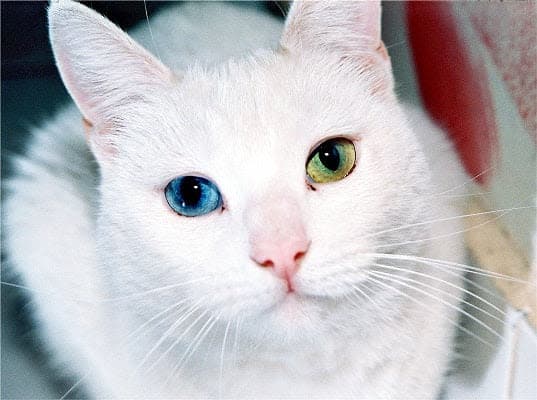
[164,176,223,217]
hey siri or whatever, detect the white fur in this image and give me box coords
[3,1,468,398]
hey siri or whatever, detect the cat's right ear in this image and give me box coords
[48,1,175,158]
[280,1,393,98]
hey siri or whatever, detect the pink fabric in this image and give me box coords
[406,2,498,184]
[466,2,537,141]
[406,2,536,184]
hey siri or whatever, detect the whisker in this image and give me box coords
[124,299,191,344]
[166,313,221,385]
[60,375,85,400]
[385,40,407,50]
[1,281,97,304]
[58,298,199,399]
[100,278,210,303]
[371,266,504,325]
[351,282,384,311]
[350,284,370,303]
[344,292,365,310]
[232,316,242,368]
[367,252,508,306]
[362,252,532,284]
[273,1,288,18]
[345,285,394,327]
[372,263,506,319]
[219,318,232,398]
[368,271,504,342]
[374,210,514,249]
[0,277,211,304]
[430,167,494,196]
[360,206,532,242]
[380,255,507,304]
[365,276,495,349]
[428,191,492,199]
[136,301,207,376]
[143,0,162,61]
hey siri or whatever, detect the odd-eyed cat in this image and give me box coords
[4,1,469,398]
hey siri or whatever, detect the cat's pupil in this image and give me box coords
[319,142,340,171]
[180,177,202,206]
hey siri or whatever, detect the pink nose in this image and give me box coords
[250,238,310,291]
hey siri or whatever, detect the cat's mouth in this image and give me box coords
[272,284,339,312]
[262,291,313,323]
[277,292,304,311]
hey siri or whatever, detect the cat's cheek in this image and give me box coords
[302,166,380,274]
[143,187,235,266]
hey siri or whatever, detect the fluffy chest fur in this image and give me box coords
[4,2,469,398]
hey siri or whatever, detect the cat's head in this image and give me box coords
[49,1,431,346]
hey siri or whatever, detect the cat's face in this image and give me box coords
[50,1,431,345]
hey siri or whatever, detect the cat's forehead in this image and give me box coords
[120,52,383,185]
[170,54,374,144]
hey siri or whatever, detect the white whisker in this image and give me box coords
[371,266,504,325]
[351,283,372,303]
[362,252,532,284]
[1,278,211,306]
[125,299,191,344]
[375,210,514,249]
[59,375,85,400]
[137,301,207,375]
[372,262,506,319]
[100,277,210,303]
[344,292,365,310]
[385,40,407,50]
[232,316,242,368]
[365,276,495,349]
[219,318,232,398]
[373,254,507,304]
[166,313,221,385]
[1,281,97,304]
[360,206,532,242]
[351,282,384,311]
[367,271,504,342]
[429,191,492,199]
[143,0,161,61]
[430,167,494,196]
[58,298,199,398]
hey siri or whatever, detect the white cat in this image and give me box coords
[4,1,469,398]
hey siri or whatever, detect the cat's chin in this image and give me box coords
[238,292,333,344]
[271,292,305,317]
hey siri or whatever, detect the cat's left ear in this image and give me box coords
[48,1,175,158]
[281,1,393,97]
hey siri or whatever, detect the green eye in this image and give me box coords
[306,138,356,183]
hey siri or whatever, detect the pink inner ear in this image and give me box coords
[54,48,100,124]
[81,117,118,162]
[358,1,382,44]
[376,42,390,62]
[82,118,93,137]
[58,48,118,161]
[282,1,383,54]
